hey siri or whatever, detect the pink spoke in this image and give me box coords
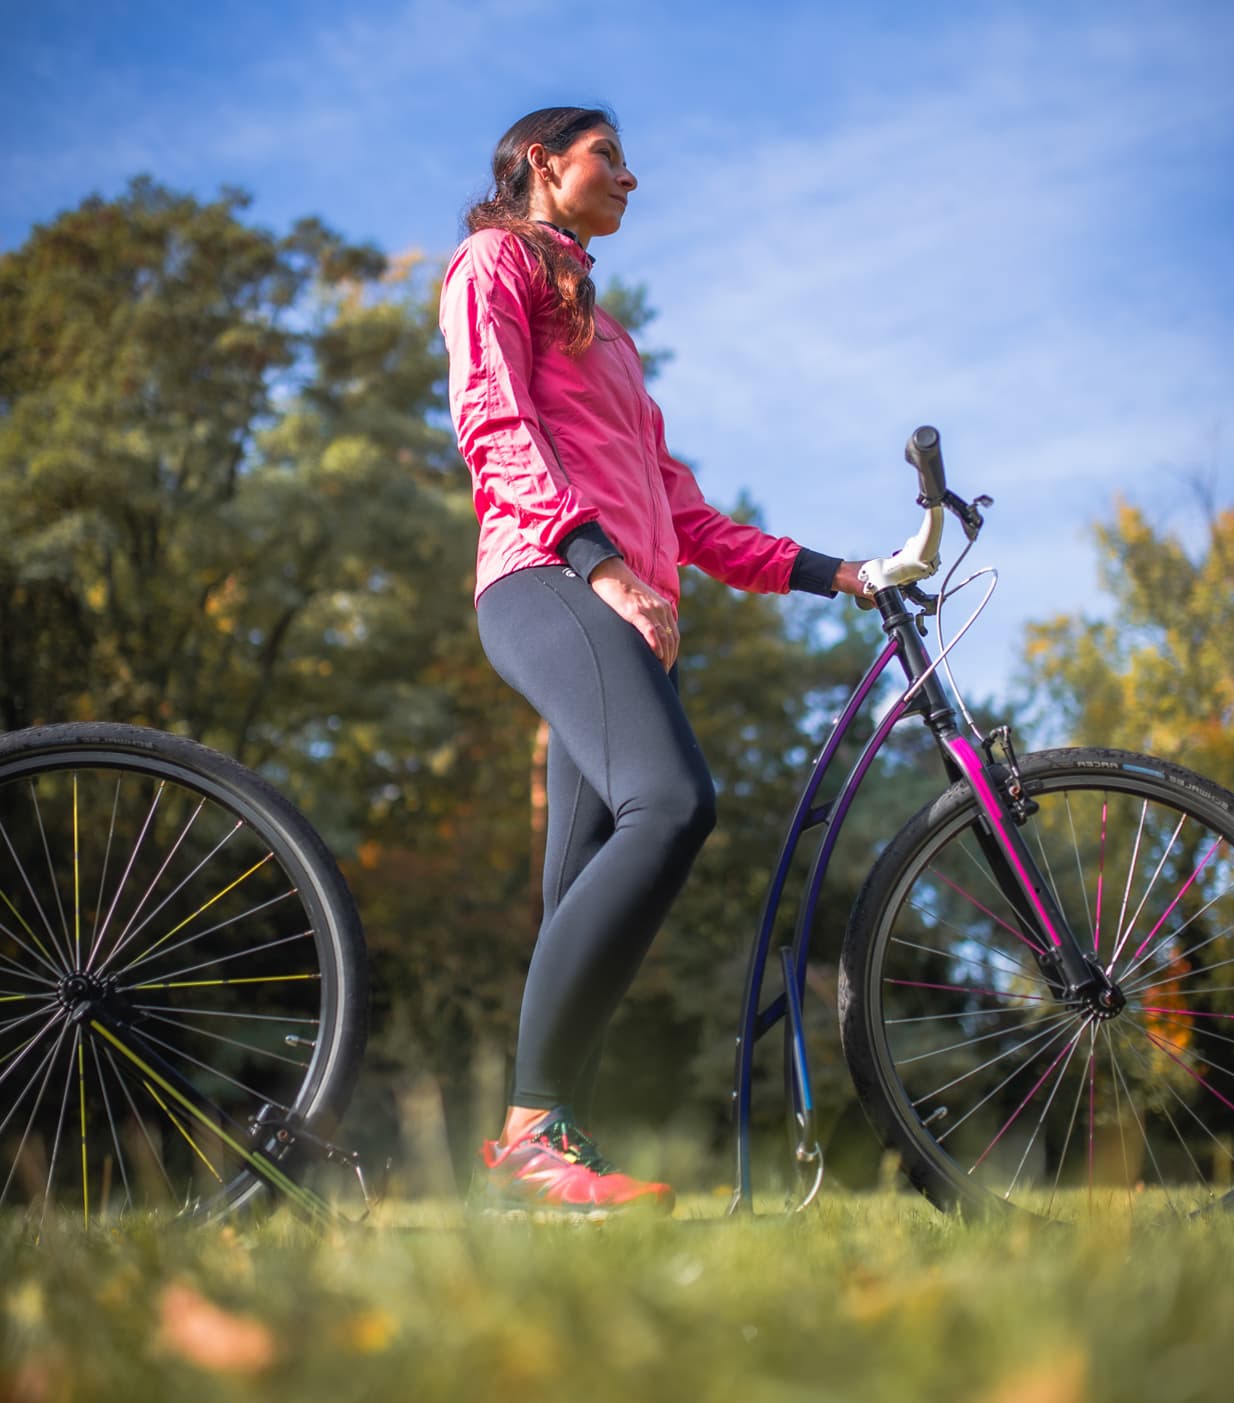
[1128,836,1226,966]
[971,1024,1088,1172]
[1138,1005,1234,1022]
[1143,1027,1234,1114]
[929,868,1048,956]
[1094,800,1107,953]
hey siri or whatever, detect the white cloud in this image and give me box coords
[593,10,1233,699]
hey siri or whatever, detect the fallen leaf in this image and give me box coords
[158,1282,277,1375]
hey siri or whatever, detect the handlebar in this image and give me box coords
[905,425,946,506]
[856,426,992,603]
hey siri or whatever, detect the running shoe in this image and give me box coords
[472,1108,675,1218]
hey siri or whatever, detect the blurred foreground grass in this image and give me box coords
[2,1191,1232,1403]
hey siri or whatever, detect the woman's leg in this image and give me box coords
[477,566,716,1114]
[539,731,611,1124]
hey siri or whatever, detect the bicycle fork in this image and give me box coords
[943,729,1125,1014]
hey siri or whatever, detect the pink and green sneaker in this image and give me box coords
[473,1109,675,1219]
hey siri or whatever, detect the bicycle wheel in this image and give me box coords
[840,746,1234,1221]
[0,723,367,1226]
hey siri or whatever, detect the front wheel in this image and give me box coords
[0,723,368,1226]
[840,747,1234,1221]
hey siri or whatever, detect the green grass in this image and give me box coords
[2,1192,1232,1403]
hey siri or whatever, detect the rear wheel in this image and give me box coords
[840,747,1234,1221]
[0,723,367,1226]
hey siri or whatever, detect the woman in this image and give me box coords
[439,106,869,1216]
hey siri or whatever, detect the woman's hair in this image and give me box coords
[466,105,618,356]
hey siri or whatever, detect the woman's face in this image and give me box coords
[527,124,637,247]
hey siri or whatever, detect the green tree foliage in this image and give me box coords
[1021,498,1234,786]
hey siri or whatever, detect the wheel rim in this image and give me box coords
[867,766,1234,1220]
[0,748,346,1226]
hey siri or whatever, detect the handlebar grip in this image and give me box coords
[905,425,946,506]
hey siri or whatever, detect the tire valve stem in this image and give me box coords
[284,1035,317,1049]
[922,1106,949,1128]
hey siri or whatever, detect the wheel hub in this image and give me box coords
[56,970,114,1015]
[1084,981,1127,1021]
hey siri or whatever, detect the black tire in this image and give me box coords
[840,747,1234,1221]
[0,723,367,1224]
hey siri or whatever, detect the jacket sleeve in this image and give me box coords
[439,232,601,553]
[651,399,805,594]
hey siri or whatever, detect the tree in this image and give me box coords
[1021,497,1234,787]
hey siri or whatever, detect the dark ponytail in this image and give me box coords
[465,106,617,356]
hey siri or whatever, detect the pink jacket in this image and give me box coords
[439,225,804,611]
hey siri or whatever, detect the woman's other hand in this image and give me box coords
[830,560,872,598]
[588,559,679,669]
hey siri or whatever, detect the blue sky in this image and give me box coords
[4,0,1232,704]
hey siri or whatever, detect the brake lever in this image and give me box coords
[944,490,993,543]
[903,582,938,615]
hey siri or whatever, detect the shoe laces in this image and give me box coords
[535,1117,617,1175]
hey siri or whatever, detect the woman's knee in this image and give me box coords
[639,770,716,856]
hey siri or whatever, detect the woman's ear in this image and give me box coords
[526,142,556,186]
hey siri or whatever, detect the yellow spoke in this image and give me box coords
[141,1080,223,1185]
[88,1020,330,1220]
[131,973,321,991]
[1,1035,37,1066]
[78,1039,89,1228]
[129,853,276,965]
[0,886,60,971]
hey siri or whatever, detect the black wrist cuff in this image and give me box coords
[557,522,623,579]
[789,547,843,598]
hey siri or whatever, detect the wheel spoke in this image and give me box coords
[1062,791,1097,950]
[1126,836,1228,970]
[0,817,70,975]
[0,727,363,1221]
[96,821,251,975]
[136,1009,310,1070]
[849,752,1234,1221]
[0,1021,71,1207]
[895,925,1044,984]
[1107,1028,1175,1213]
[1127,939,1234,997]
[968,1018,1092,1173]
[131,1025,294,1112]
[1106,797,1150,974]
[89,780,168,969]
[1003,1015,1090,1199]
[895,1007,1076,1068]
[118,888,300,977]
[907,1008,1080,1105]
[1046,1022,1098,1214]
[89,1037,134,1214]
[117,927,314,989]
[1107,811,1188,973]
[84,775,124,969]
[88,795,208,972]
[30,779,74,970]
[1120,894,1234,990]
[932,1015,1085,1144]
[926,859,1047,956]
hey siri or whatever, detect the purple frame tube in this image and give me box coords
[729,637,909,1210]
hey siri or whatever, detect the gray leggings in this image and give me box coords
[476,565,716,1115]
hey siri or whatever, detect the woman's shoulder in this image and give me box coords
[447,226,537,282]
